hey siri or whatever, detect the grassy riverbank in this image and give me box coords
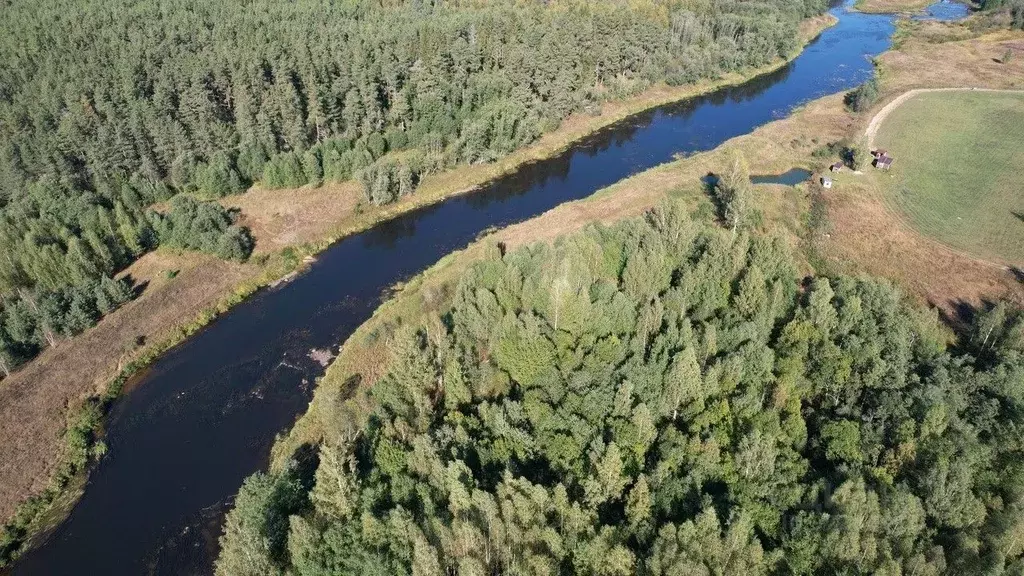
[239,13,839,253]
[856,0,934,14]
[0,14,838,566]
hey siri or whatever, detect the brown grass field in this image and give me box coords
[856,0,934,14]
[0,16,836,526]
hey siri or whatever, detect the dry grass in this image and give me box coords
[223,181,362,254]
[0,252,250,520]
[856,0,934,14]
[820,176,1024,312]
[878,28,1024,90]
[0,14,838,526]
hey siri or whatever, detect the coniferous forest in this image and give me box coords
[216,205,1024,575]
[0,0,826,375]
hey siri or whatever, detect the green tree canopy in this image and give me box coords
[218,203,1024,575]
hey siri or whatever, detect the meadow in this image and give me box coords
[872,90,1024,263]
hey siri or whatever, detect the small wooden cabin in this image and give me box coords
[830,162,844,172]
[874,155,894,170]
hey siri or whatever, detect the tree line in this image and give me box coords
[0,175,252,375]
[216,203,1024,575]
[0,0,826,207]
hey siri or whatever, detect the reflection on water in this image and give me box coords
[12,4,895,576]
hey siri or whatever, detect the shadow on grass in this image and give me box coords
[1012,211,1024,224]
[936,298,1010,343]
[937,298,979,332]
[126,275,149,299]
[701,173,726,224]
[1010,266,1024,284]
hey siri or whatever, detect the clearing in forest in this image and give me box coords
[871,90,1024,264]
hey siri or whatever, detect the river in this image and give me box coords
[12,2,896,574]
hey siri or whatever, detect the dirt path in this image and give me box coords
[865,87,1024,149]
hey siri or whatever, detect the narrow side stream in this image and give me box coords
[13,3,895,575]
[915,0,971,21]
[750,168,814,186]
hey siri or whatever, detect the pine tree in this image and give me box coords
[64,290,98,335]
[196,153,245,197]
[301,150,323,186]
[64,237,101,286]
[625,475,653,537]
[114,202,144,256]
[95,276,133,313]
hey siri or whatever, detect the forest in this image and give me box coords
[215,203,1024,575]
[980,0,1024,28]
[0,0,826,375]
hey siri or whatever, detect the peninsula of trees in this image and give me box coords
[217,204,1024,575]
[0,0,826,374]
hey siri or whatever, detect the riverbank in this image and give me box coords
[272,13,1024,468]
[856,0,934,13]
[233,12,838,255]
[489,15,1024,314]
[0,13,837,564]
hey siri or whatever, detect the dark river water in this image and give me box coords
[13,2,896,574]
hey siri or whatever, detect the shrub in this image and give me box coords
[151,195,254,261]
[844,77,879,112]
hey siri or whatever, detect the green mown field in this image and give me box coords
[874,90,1024,263]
